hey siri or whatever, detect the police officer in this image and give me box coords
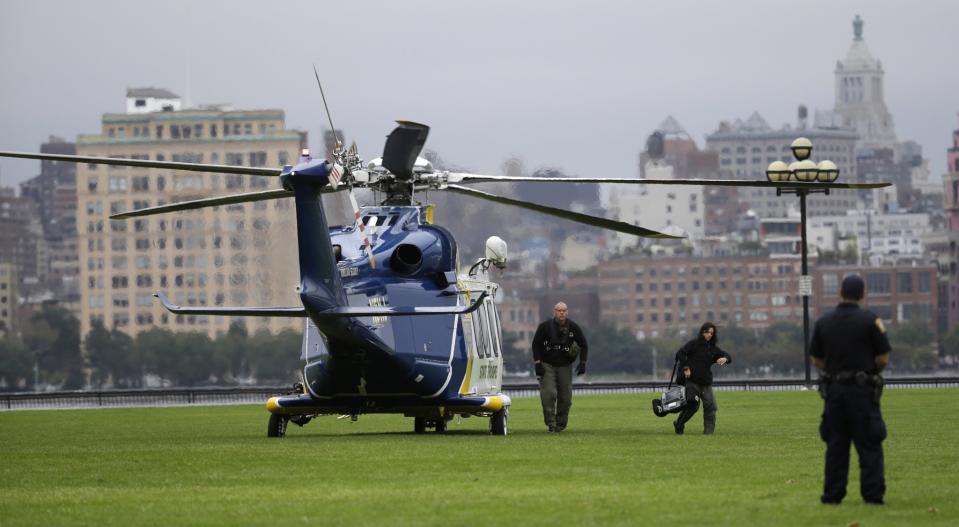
[531,302,589,433]
[809,274,890,505]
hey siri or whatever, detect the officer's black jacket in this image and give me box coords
[810,302,891,374]
[674,337,731,386]
[531,319,588,366]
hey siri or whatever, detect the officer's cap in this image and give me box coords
[840,274,865,300]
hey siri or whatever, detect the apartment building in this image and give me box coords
[76,89,306,339]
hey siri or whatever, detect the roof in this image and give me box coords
[126,87,180,99]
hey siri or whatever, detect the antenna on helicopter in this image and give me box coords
[312,65,375,268]
[313,64,341,153]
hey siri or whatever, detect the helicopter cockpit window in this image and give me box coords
[475,301,491,359]
[461,311,477,358]
[487,302,501,358]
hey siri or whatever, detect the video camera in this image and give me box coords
[652,386,688,417]
[651,358,698,417]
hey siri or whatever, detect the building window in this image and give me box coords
[918,272,931,293]
[108,176,127,193]
[897,272,913,294]
[822,273,838,295]
[866,272,891,295]
[132,176,149,192]
[88,177,99,193]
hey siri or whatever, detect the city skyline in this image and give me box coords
[1,0,957,190]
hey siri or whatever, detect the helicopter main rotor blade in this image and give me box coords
[0,151,281,177]
[110,188,304,219]
[441,184,682,239]
[444,172,891,189]
[381,121,429,181]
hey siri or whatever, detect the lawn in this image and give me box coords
[0,389,956,526]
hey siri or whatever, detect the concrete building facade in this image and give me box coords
[833,15,898,152]
[0,262,16,337]
[599,254,809,339]
[812,265,937,333]
[705,113,860,219]
[76,90,306,340]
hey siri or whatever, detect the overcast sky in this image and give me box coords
[1,0,956,190]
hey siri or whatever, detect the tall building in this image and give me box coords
[76,88,306,340]
[0,187,45,288]
[19,136,79,311]
[934,115,959,331]
[705,111,859,219]
[833,15,897,152]
[0,262,16,338]
[609,118,710,253]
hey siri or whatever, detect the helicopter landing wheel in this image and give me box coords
[414,417,427,434]
[434,418,447,434]
[267,414,289,438]
[490,408,508,436]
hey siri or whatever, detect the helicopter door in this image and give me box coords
[487,300,504,391]
[466,295,499,395]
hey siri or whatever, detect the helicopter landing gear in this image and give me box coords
[290,415,312,427]
[414,417,427,434]
[434,418,448,434]
[267,414,289,438]
[490,408,508,436]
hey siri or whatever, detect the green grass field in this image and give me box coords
[1,389,956,526]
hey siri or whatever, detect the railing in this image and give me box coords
[3,377,958,411]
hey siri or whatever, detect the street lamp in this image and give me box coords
[766,137,840,386]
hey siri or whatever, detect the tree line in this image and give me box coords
[0,305,952,391]
[0,305,302,391]
[504,320,945,379]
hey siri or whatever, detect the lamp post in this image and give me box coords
[766,138,839,386]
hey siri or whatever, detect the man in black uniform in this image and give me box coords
[809,274,891,505]
[531,302,589,433]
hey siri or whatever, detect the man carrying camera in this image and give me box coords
[531,302,589,433]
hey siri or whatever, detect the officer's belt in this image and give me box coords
[826,370,881,387]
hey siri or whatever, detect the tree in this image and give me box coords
[941,325,959,361]
[213,321,249,383]
[247,328,302,383]
[84,320,113,388]
[154,331,216,386]
[887,322,936,372]
[22,305,83,389]
[135,327,176,384]
[0,336,33,390]
[589,325,652,375]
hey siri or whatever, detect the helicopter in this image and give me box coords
[0,115,890,437]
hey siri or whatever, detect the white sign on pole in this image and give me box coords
[798,275,813,296]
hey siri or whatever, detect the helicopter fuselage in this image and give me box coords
[267,204,508,420]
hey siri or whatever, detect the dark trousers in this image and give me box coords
[819,383,886,503]
[675,381,718,433]
[539,363,573,430]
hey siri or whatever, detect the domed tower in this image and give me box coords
[833,15,897,151]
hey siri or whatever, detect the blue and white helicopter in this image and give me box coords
[0,121,889,437]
